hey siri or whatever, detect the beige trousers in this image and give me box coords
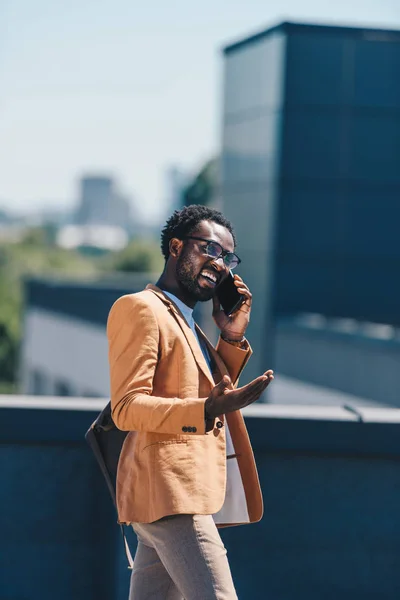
[129,514,238,600]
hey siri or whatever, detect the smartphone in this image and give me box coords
[216,271,245,316]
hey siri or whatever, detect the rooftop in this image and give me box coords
[223,20,400,55]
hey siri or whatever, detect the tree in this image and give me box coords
[0,229,101,389]
[182,158,218,207]
[109,239,163,273]
[0,323,17,385]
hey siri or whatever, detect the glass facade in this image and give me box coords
[222,32,286,381]
[277,28,400,323]
[222,23,400,381]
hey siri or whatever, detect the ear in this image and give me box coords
[169,237,184,259]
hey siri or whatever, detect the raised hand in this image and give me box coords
[205,370,274,421]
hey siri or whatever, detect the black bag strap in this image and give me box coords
[85,409,133,569]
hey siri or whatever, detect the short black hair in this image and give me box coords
[161,204,236,261]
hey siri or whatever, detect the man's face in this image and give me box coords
[175,220,235,303]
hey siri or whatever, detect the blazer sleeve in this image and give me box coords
[107,294,207,435]
[215,336,253,386]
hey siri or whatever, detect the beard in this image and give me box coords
[176,250,215,302]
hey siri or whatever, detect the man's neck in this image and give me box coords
[156,273,196,309]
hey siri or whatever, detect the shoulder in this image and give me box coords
[111,289,167,313]
[107,289,167,328]
[107,292,162,346]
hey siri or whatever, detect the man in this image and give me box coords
[107,204,274,599]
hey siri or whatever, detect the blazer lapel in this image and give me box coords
[146,285,216,388]
[195,323,229,385]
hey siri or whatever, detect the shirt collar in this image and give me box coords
[163,291,194,326]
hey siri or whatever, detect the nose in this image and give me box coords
[210,256,227,271]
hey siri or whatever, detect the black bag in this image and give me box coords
[85,402,133,568]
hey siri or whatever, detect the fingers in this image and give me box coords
[249,371,274,385]
[207,375,233,419]
[263,370,274,380]
[215,375,231,393]
[245,372,274,405]
[222,374,232,387]
[240,378,271,407]
[212,370,275,415]
[227,371,274,409]
[230,378,266,406]
[236,375,267,393]
[233,275,252,307]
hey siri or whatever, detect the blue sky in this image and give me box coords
[0,0,399,222]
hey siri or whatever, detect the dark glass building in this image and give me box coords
[221,21,400,379]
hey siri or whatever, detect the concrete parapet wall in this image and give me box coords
[275,318,400,407]
[1,397,400,599]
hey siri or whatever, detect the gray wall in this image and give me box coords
[275,317,400,407]
[1,397,400,600]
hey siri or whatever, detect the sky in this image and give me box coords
[0,0,399,223]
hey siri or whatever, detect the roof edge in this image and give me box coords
[223,20,400,55]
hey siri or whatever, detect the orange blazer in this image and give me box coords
[107,284,263,525]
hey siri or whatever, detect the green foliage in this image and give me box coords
[108,239,164,273]
[0,381,17,394]
[182,158,217,207]
[0,228,163,389]
[0,323,18,383]
[0,231,101,387]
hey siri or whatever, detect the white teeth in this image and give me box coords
[201,271,217,283]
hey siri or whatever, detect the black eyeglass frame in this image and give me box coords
[182,236,241,269]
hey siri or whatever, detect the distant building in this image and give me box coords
[56,224,128,251]
[76,176,113,225]
[167,166,188,211]
[75,175,134,231]
[113,192,133,230]
[20,277,153,397]
[156,166,189,228]
[0,208,13,224]
[0,224,26,243]
[0,209,27,242]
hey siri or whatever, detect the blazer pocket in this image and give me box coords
[142,434,206,451]
[141,438,189,451]
[148,438,197,469]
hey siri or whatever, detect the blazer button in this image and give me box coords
[187,426,193,432]
[182,426,188,432]
[216,421,223,429]
[192,426,197,433]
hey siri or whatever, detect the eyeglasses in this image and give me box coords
[183,236,241,270]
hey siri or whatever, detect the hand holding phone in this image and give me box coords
[216,270,245,316]
[213,272,252,342]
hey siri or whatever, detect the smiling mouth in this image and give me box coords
[199,270,219,287]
